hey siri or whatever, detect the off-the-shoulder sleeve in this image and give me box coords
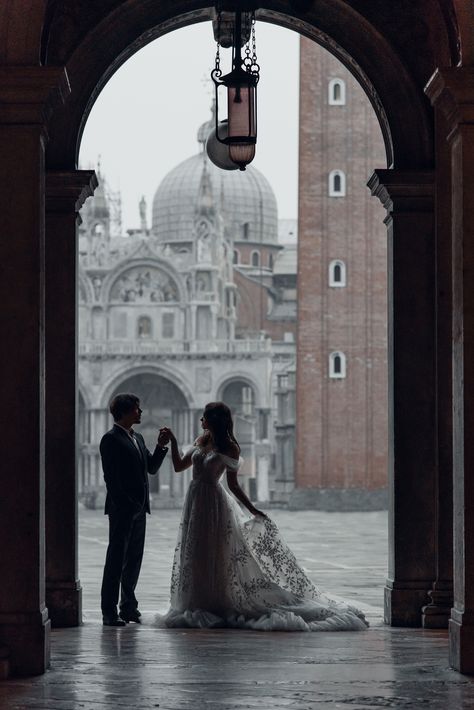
[219,453,243,471]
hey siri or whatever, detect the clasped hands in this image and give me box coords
[157,426,175,448]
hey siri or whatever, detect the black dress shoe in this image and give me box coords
[119,610,142,623]
[103,616,126,627]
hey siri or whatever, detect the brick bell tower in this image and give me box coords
[293,37,388,510]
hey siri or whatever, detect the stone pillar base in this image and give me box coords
[384,583,430,626]
[289,487,388,511]
[0,611,50,677]
[449,614,474,674]
[422,587,453,628]
[46,581,82,628]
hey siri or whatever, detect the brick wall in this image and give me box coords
[296,37,388,493]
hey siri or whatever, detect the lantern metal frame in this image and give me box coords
[211,9,260,170]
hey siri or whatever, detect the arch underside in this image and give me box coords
[37,0,459,172]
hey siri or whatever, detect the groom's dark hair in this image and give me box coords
[110,393,140,421]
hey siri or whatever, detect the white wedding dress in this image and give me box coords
[158,447,368,631]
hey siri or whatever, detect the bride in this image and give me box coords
[158,401,368,631]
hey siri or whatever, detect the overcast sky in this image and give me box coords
[79,22,300,232]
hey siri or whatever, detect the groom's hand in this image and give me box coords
[157,428,170,448]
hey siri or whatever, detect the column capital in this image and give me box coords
[46,170,98,213]
[425,67,474,135]
[0,67,70,128]
[368,170,434,212]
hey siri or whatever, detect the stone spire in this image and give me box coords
[195,159,215,218]
[139,195,147,232]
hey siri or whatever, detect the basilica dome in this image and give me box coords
[151,121,278,245]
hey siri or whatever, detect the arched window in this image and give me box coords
[329,259,347,287]
[251,250,260,267]
[328,78,346,106]
[328,170,346,197]
[329,351,347,379]
[269,252,274,270]
[137,315,152,338]
[242,222,250,239]
[221,380,256,418]
[233,249,240,264]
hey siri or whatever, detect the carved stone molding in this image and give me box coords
[426,67,474,137]
[46,170,98,213]
[368,170,434,213]
[0,66,70,129]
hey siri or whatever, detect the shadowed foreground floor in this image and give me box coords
[1,623,473,709]
[1,509,474,708]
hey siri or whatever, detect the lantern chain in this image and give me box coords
[212,12,222,81]
[244,13,260,79]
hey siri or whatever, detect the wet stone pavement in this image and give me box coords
[2,509,474,709]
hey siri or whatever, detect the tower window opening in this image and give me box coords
[329,170,346,197]
[328,78,346,106]
[251,250,260,267]
[329,259,347,287]
[329,351,346,379]
[233,249,240,264]
[242,222,250,239]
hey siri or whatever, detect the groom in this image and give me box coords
[100,392,169,626]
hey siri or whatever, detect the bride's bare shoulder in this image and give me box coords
[194,433,209,447]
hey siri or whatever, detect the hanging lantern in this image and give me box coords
[211,10,260,171]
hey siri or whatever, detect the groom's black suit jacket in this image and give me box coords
[100,424,168,515]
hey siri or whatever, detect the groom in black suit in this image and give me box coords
[100,392,169,626]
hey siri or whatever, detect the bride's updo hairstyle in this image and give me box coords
[203,401,241,454]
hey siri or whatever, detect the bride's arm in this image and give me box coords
[226,469,266,517]
[161,428,193,472]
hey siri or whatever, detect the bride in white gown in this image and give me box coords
[158,402,368,632]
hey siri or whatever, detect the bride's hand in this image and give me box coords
[159,427,176,444]
[251,507,268,519]
[167,428,177,444]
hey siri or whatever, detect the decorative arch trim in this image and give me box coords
[215,372,264,409]
[44,1,437,172]
[101,257,185,304]
[99,362,195,409]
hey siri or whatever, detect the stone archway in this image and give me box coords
[2,0,470,678]
[43,0,438,654]
[108,372,192,501]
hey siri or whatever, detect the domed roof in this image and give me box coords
[151,131,278,245]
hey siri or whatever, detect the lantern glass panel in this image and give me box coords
[227,85,256,139]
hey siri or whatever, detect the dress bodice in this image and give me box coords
[191,447,239,485]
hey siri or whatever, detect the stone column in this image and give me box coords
[368,170,436,627]
[45,171,97,627]
[0,67,69,676]
[426,67,474,672]
[422,109,454,629]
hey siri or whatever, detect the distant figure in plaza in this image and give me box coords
[100,393,170,626]
[157,401,368,631]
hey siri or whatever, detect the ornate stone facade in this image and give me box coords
[78,122,297,507]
